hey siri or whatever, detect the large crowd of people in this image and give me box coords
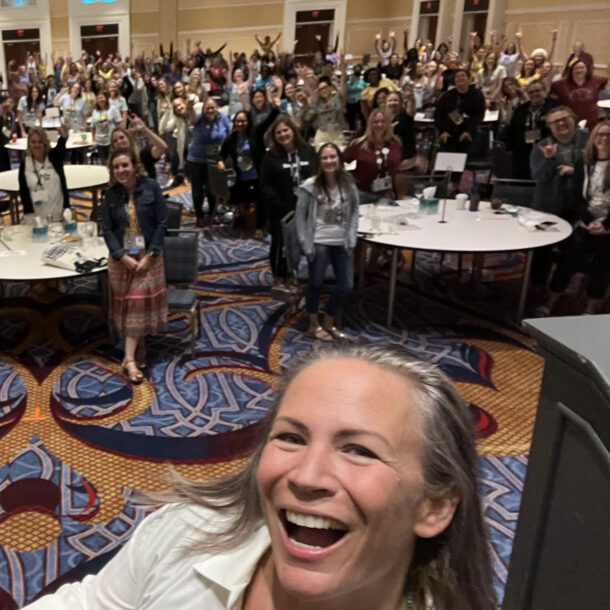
[1,28,609,350]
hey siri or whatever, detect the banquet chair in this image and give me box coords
[163,233,200,356]
[394,172,448,200]
[165,200,183,232]
[272,210,305,310]
[492,179,536,208]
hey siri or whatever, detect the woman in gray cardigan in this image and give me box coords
[295,143,359,340]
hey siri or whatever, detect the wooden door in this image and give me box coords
[81,36,118,60]
[294,22,330,66]
[3,40,40,69]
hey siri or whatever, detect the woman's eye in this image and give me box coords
[344,444,378,459]
[274,432,305,445]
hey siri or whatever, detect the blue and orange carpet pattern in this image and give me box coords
[0,193,541,607]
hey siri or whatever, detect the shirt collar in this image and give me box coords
[192,524,270,595]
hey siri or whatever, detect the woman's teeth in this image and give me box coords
[285,510,345,531]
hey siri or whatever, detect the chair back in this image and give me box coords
[163,233,198,285]
[492,179,536,208]
[280,211,304,280]
[398,173,448,199]
[165,200,183,232]
[491,141,514,179]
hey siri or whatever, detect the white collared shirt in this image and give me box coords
[23,503,271,610]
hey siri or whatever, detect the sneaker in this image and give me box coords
[534,305,550,317]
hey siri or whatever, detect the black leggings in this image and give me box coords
[187,161,215,218]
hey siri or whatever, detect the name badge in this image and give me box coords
[372,176,392,193]
[525,129,541,144]
[33,189,48,206]
[449,110,464,125]
[124,234,145,253]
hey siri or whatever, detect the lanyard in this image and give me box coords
[32,158,44,188]
[527,105,542,129]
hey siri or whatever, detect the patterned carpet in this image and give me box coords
[0,184,542,608]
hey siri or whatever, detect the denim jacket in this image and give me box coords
[101,177,168,260]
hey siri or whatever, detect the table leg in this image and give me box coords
[90,188,99,225]
[386,248,399,327]
[10,194,19,225]
[517,250,533,324]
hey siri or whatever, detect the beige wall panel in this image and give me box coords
[52,41,71,58]
[131,0,160,12]
[507,9,609,71]
[130,12,160,36]
[178,5,282,31]
[50,0,68,17]
[50,17,70,41]
[176,28,281,57]
[347,0,393,20]
[507,0,605,9]
[344,24,387,59]
[131,37,162,58]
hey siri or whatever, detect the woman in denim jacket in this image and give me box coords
[295,143,359,340]
[101,147,168,384]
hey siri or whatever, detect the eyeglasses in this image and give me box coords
[527,88,545,94]
[595,132,610,138]
[317,85,329,92]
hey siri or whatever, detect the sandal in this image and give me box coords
[306,326,333,341]
[122,359,144,384]
[323,325,354,341]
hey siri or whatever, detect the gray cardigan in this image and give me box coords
[295,176,360,261]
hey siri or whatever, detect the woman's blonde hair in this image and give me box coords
[352,107,400,150]
[583,120,610,192]
[26,127,51,159]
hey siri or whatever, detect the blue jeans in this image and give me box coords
[306,244,354,317]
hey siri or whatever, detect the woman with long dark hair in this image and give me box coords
[260,115,317,287]
[16,84,44,136]
[295,143,359,340]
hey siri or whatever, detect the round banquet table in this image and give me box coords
[358,199,573,325]
[0,226,108,281]
[4,132,94,152]
[0,165,109,225]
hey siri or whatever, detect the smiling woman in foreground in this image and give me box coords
[24,343,495,610]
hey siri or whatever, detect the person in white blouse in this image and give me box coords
[23,342,496,610]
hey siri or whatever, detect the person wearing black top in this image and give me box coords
[505,80,558,179]
[259,115,317,285]
[435,69,485,156]
[0,95,17,172]
[218,103,280,235]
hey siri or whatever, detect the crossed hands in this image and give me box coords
[122,254,151,274]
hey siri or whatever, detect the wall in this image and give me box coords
[345,0,412,61]
[1,1,607,72]
[503,0,609,74]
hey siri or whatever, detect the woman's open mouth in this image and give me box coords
[281,509,348,550]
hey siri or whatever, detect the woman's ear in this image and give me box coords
[413,489,460,539]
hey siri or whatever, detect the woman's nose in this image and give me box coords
[288,445,336,497]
